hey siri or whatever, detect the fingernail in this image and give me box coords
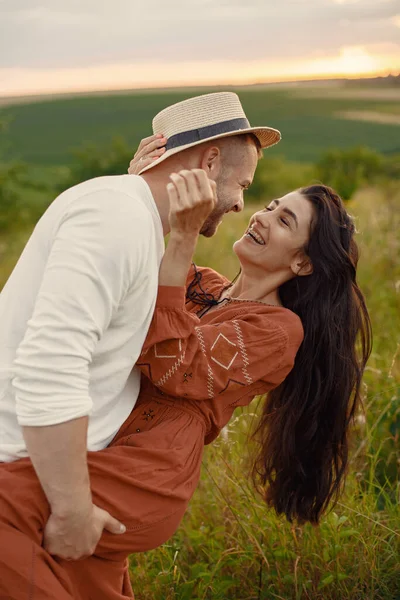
[120,524,126,533]
[156,134,163,138]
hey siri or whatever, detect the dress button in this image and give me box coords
[136,428,140,433]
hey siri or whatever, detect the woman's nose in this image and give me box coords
[254,213,269,229]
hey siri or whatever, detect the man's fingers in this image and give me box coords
[102,512,126,535]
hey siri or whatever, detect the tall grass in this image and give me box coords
[131,186,399,599]
[0,185,398,599]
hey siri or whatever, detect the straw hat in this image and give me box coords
[138,92,281,174]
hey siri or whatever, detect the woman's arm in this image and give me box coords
[158,170,216,287]
[138,290,302,400]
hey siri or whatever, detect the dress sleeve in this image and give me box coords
[138,285,300,400]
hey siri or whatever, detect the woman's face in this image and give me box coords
[233,191,315,278]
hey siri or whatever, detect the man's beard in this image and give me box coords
[200,209,224,237]
[199,176,229,238]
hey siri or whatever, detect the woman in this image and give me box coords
[0,140,371,600]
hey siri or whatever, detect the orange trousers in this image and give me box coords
[0,397,204,599]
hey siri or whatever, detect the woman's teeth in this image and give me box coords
[246,227,265,245]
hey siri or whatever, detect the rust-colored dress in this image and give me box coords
[0,267,303,600]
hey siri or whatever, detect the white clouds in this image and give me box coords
[0,0,398,95]
[10,6,93,25]
[332,0,362,5]
[1,0,399,68]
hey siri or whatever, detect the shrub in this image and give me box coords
[316,146,386,200]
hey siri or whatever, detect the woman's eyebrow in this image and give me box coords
[283,208,298,228]
[273,200,298,228]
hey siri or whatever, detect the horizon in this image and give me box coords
[0,71,399,103]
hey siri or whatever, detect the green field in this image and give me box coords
[1,84,400,166]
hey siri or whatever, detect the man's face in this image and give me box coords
[200,141,259,237]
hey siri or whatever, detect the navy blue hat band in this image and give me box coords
[165,117,251,151]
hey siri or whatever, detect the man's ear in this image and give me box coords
[290,251,313,277]
[200,146,222,177]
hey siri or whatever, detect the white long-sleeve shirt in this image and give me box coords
[0,174,164,462]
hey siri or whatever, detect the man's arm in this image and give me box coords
[23,417,126,559]
[23,417,92,516]
[13,190,149,558]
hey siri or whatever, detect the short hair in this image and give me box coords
[217,133,263,162]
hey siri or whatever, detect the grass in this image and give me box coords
[1,85,400,166]
[2,183,397,598]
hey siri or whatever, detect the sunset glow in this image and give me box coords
[0,47,398,99]
[1,1,399,99]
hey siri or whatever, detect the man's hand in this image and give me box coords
[44,502,126,560]
[23,418,125,560]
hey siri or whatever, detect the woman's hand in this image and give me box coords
[167,169,217,238]
[128,134,167,175]
[158,170,217,288]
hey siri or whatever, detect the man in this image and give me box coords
[0,91,280,595]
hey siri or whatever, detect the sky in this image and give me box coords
[0,0,399,97]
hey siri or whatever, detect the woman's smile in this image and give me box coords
[245,221,268,246]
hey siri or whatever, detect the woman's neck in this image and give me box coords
[225,271,286,306]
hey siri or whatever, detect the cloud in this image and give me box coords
[0,0,398,95]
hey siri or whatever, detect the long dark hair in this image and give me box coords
[252,184,372,524]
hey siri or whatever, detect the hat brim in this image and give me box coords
[138,126,281,174]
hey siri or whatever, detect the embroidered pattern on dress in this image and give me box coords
[195,326,214,398]
[210,333,238,370]
[206,365,214,398]
[156,347,186,387]
[142,409,155,421]
[183,372,193,383]
[232,320,253,385]
[154,339,182,359]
